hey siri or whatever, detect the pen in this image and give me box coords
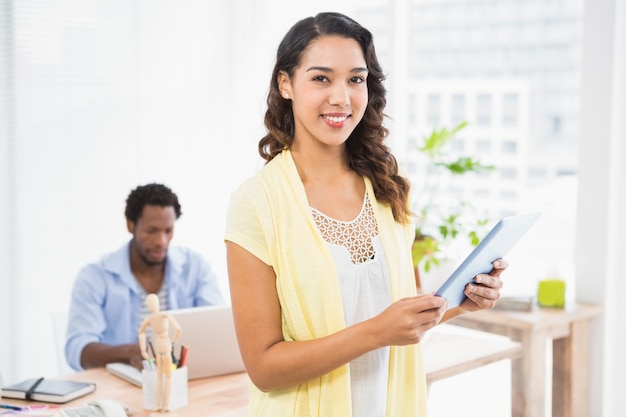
[148,341,156,358]
[177,345,184,367]
[0,403,24,411]
[178,345,188,368]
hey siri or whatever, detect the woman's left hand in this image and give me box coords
[458,259,507,313]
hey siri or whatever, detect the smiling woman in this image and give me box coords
[225,11,505,417]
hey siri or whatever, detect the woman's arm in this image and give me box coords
[226,241,447,392]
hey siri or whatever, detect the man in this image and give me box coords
[65,183,224,371]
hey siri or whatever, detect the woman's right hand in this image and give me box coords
[369,294,447,347]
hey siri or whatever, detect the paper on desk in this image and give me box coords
[0,405,59,416]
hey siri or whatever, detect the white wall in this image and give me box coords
[577,0,626,416]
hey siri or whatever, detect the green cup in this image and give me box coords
[537,279,566,308]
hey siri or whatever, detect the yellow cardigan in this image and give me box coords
[225,150,428,417]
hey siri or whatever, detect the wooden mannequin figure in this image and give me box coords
[139,293,182,412]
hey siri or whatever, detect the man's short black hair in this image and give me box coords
[124,183,182,223]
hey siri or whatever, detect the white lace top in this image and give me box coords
[311,194,391,417]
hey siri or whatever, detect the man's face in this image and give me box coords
[127,204,176,266]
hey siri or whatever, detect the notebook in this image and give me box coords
[107,304,245,386]
[1,377,96,403]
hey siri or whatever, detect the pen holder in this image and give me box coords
[142,366,188,411]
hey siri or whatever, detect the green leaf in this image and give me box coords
[419,120,468,160]
[468,230,480,246]
[440,157,496,175]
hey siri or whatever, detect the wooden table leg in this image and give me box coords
[552,320,590,417]
[511,328,548,417]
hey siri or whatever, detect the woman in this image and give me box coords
[225,12,505,417]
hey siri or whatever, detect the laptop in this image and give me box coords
[106,304,245,386]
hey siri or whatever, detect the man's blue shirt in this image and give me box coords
[65,241,224,370]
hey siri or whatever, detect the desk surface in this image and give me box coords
[4,370,250,417]
[450,302,602,329]
[449,302,602,341]
[448,302,602,417]
[5,324,520,417]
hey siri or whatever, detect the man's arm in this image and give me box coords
[66,264,110,371]
[66,258,139,371]
[80,342,144,370]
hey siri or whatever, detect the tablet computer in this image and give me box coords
[435,211,541,309]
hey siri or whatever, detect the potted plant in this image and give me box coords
[411,121,495,291]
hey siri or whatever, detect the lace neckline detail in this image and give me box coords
[311,194,379,265]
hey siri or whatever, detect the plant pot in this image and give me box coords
[414,266,423,293]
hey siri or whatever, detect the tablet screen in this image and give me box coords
[434,211,541,309]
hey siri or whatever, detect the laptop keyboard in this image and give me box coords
[59,406,101,417]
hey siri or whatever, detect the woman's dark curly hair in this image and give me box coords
[125,183,182,223]
[259,12,411,223]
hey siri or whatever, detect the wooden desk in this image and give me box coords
[7,325,520,416]
[449,302,602,417]
[5,370,249,417]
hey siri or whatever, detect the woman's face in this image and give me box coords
[279,35,368,151]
